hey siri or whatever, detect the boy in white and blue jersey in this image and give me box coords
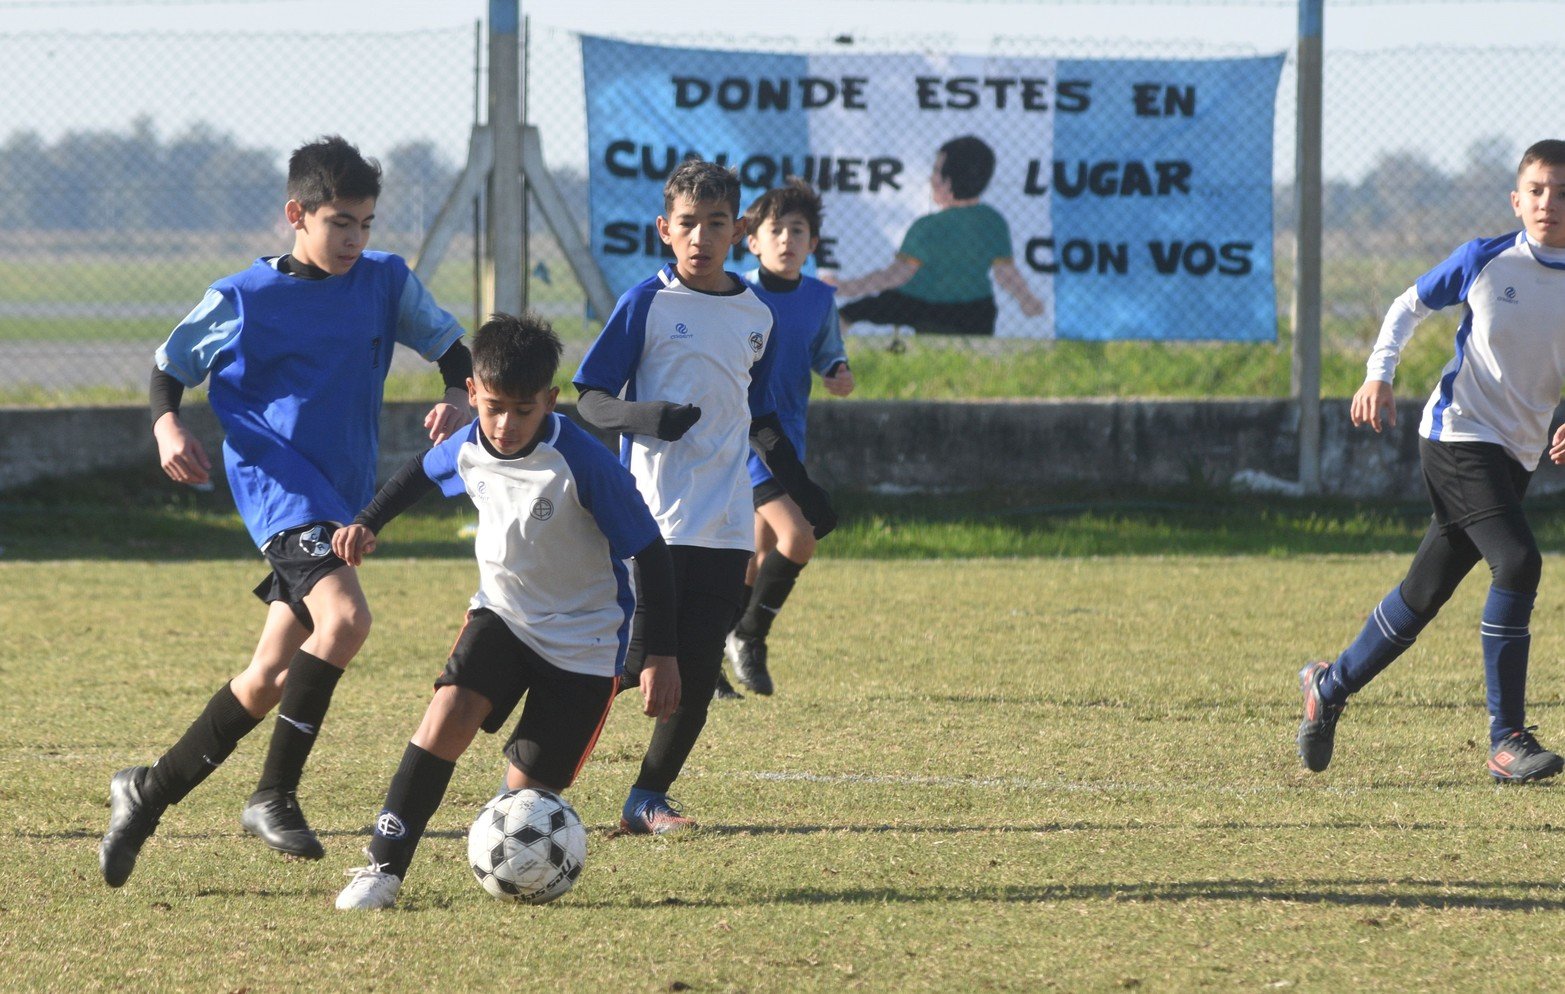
[100,136,473,888]
[573,160,836,835]
[1299,139,1565,783]
[331,313,679,910]
[719,179,854,699]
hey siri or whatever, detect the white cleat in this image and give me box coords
[335,857,402,910]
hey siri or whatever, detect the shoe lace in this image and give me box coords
[1510,726,1546,753]
[343,853,391,883]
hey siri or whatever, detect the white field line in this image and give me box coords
[727,769,1473,798]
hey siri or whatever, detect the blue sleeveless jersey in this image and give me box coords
[157,251,463,546]
[740,269,845,487]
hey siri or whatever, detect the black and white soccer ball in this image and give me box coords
[467,788,587,904]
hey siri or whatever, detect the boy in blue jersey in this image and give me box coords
[330,313,679,910]
[100,136,474,887]
[829,135,1042,336]
[717,179,853,699]
[573,160,835,834]
[1299,139,1565,783]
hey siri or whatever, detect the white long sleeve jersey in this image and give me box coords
[1366,231,1565,470]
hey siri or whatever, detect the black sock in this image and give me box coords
[253,650,343,799]
[366,743,457,880]
[731,583,754,631]
[736,554,806,640]
[142,682,262,808]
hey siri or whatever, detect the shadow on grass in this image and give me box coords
[17,464,1565,560]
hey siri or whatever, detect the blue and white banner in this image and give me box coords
[582,36,1283,341]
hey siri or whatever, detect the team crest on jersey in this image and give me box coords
[749,331,765,356]
[473,480,489,501]
[299,525,332,558]
[1499,286,1519,304]
[670,322,693,340]
[531,497,554,521]
[375,810,406,839]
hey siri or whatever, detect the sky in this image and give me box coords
[0,1,1560,180]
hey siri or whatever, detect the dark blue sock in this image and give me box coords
[1482,585,1534,744]
[1324,586,1430,705]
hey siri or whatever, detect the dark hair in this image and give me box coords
[1518,139,1565,177]
[938,135,996,200]
[471,312,562,398]
[287,135,382,212]
[664,159,741,218]
[746,177,824,239]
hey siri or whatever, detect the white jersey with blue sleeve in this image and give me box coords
[1366,232,1565,470]
[155,252,463,547]
[574,263,778,550]
[421,413,660,677]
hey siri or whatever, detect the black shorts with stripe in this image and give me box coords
[437,607,617,790]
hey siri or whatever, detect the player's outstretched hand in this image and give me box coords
[656,403,702,441]
[331,523,377,566]
[639,654,681,721]
[1350,379,1396,433]
[1550,424,1565,465]
[822,365,856,397]
[153,412,212,486]
[425,387,473,444]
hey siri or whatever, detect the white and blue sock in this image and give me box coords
[1325,586,1430,705]
[1482,585,1534,745]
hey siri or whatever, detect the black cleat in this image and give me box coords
[100,766,162,887]
[1488,727,1565,783]
[241,790,325,859]
[725,631,773,696]
[713,671,744,701]
[1297,661,1345,773]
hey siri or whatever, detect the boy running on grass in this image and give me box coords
[100,135,472,886]
[1299,139,1565,783]
[573,160,835,834]
[332,313,678,910]
[717,178,853,699]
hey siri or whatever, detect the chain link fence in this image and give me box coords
[0,4,1560,402]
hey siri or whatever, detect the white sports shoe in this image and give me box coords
[335,857,402,911]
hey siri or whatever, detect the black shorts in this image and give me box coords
[752,477,788,510]
[437,608,617,790]
[1419,438,1532,533]
[252,522,349,629]
[839,290,998,336]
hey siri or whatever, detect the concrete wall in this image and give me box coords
[7,399,1565,499]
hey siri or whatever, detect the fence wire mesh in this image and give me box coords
[0,3,1561,402]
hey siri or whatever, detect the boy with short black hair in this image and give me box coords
[573,159,835,833]
[331,313,678,910]
[99,135,473,887]
[831,134,1043,336]
[718,178,853,699]
[1299,138,1565,783]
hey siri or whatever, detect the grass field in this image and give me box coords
[8,480,1565,991]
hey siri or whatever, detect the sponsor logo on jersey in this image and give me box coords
[531,497,555,521]
[300,525,332,558]
[749,331,765,355]
[670,322,693,340]
[473,480,489,501]
[375,810,407,839]
[1499,286,1518,304]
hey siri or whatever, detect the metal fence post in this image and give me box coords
[1292,0,1324,493]
[485,0,523,319]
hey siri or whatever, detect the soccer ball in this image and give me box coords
[466,788,587,904]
